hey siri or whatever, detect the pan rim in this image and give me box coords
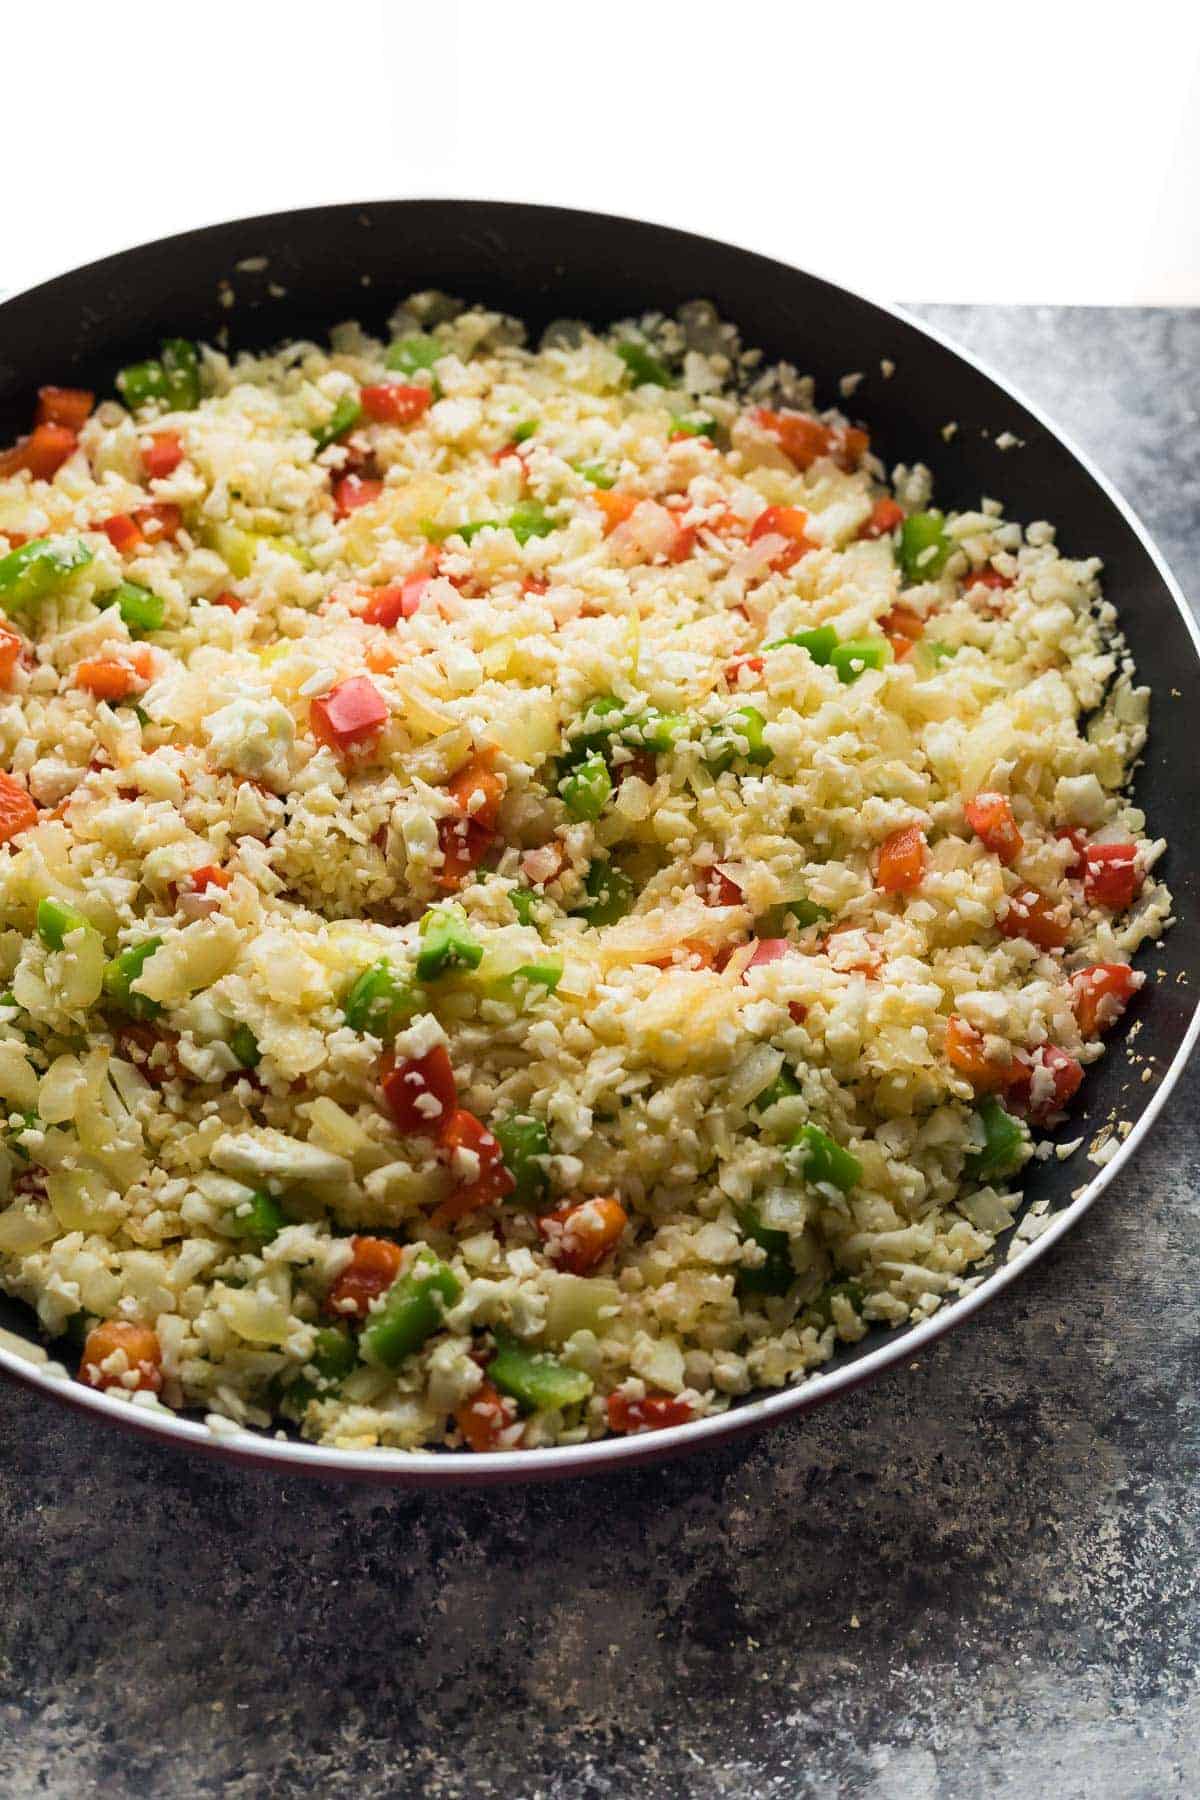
[0,197,1196,1485]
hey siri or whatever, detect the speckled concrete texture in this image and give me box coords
[0,306,1197,1800]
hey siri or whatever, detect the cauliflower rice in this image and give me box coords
[0,293,1171,1453]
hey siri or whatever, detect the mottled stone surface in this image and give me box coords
[1,307,1197,1800]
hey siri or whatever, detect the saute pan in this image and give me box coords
[0,200,1195,1484]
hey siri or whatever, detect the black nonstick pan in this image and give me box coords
[0,200,1195,1484]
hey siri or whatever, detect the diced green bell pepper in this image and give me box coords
[511,960,562,993]
[898,509,954,584]
[670,414,717,439]
[227,1188,285,1243]
[809,1277,864,1328]
[310,1323,358,1381]
[385,334,443,380]
[735,1205,795,1297]
[509,886,539,927]
[568,694,628,757]
[312,391,363,452]
[118,338,201,412]
[616,341,672,388]
[360,1249,462,1369]
[630,710,690,754]
[790,1122,862,1192]
[966,1094,1027,1181]
[457,519,500,544]
[36,896,91,950]
[577,861,634,927]
[0,537,92,611]
[574,460,615,489]
[488,1334,593,1413]
[706,704,772,774]
[161,338,201,411]
[105,580,164,636]
[510,419,538,444]
[494,1114,550,1206]
[117,359,168,411]
[831,638,892,684]
[285,1323,359,1409]
[102,938,163,1021]
[559,752,612,821]
[6,1108,40,1163]
[507,501,555,545]
[766,625,838,665]
[229,1024,261,1069]
[416,907,483,980]
[754,1064,802,1113]
[343,958,418,1036]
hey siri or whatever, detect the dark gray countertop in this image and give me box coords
[1,306,1197,1800]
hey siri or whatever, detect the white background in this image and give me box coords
[6,0,1199,304]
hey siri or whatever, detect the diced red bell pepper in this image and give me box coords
[445,753,505,832]
[522,576,549,596]
[966,568,1013,592]
[964,792,1024,865]
[35,386,94,431]
[360,384,433,426]
[80,1320,162,1395]
[0,770,37,842]
[881,604,924,661]
[697,864,743,907]
[333,474,383,519]
[860,497,904,540]
[1028,1045,1084,1124]
[725,653,764,686]
[1082,842,1140,911]
[742,938,796,974]
[380,1045,457,1138]
[359,577,427,627]
[74,648,154,702]
[326,1236,403,1318]
[102,513,145,555]
[998,884,1071,950]
[437,816,496,890]
[187,864,232,894]
[492,441,529,471]
[429,1109,516,1228]
[112,1021,182,1088]
[667,520,698,562]
[309,676,389,753]
[132,502,183,542]
[537,1196,628,1274]
[607,1391,694,1433]
[1058,828,1087,875]
[876,825,927,893]
[1071,962,1140,1037]
[748,504,815,571]
[752,408,868,472]
[0,423,78,481]
[594,490,639,533]
[456,1378,522,1451]
[945,1014,1018,1094]
[212,590,244,611]
[143,432,184,480]
[0,627,24,687]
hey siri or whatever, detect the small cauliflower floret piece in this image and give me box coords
[210,1127,352,1186]
[203,693,296,789]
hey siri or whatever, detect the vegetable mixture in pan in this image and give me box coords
[0,295,1169,1451]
